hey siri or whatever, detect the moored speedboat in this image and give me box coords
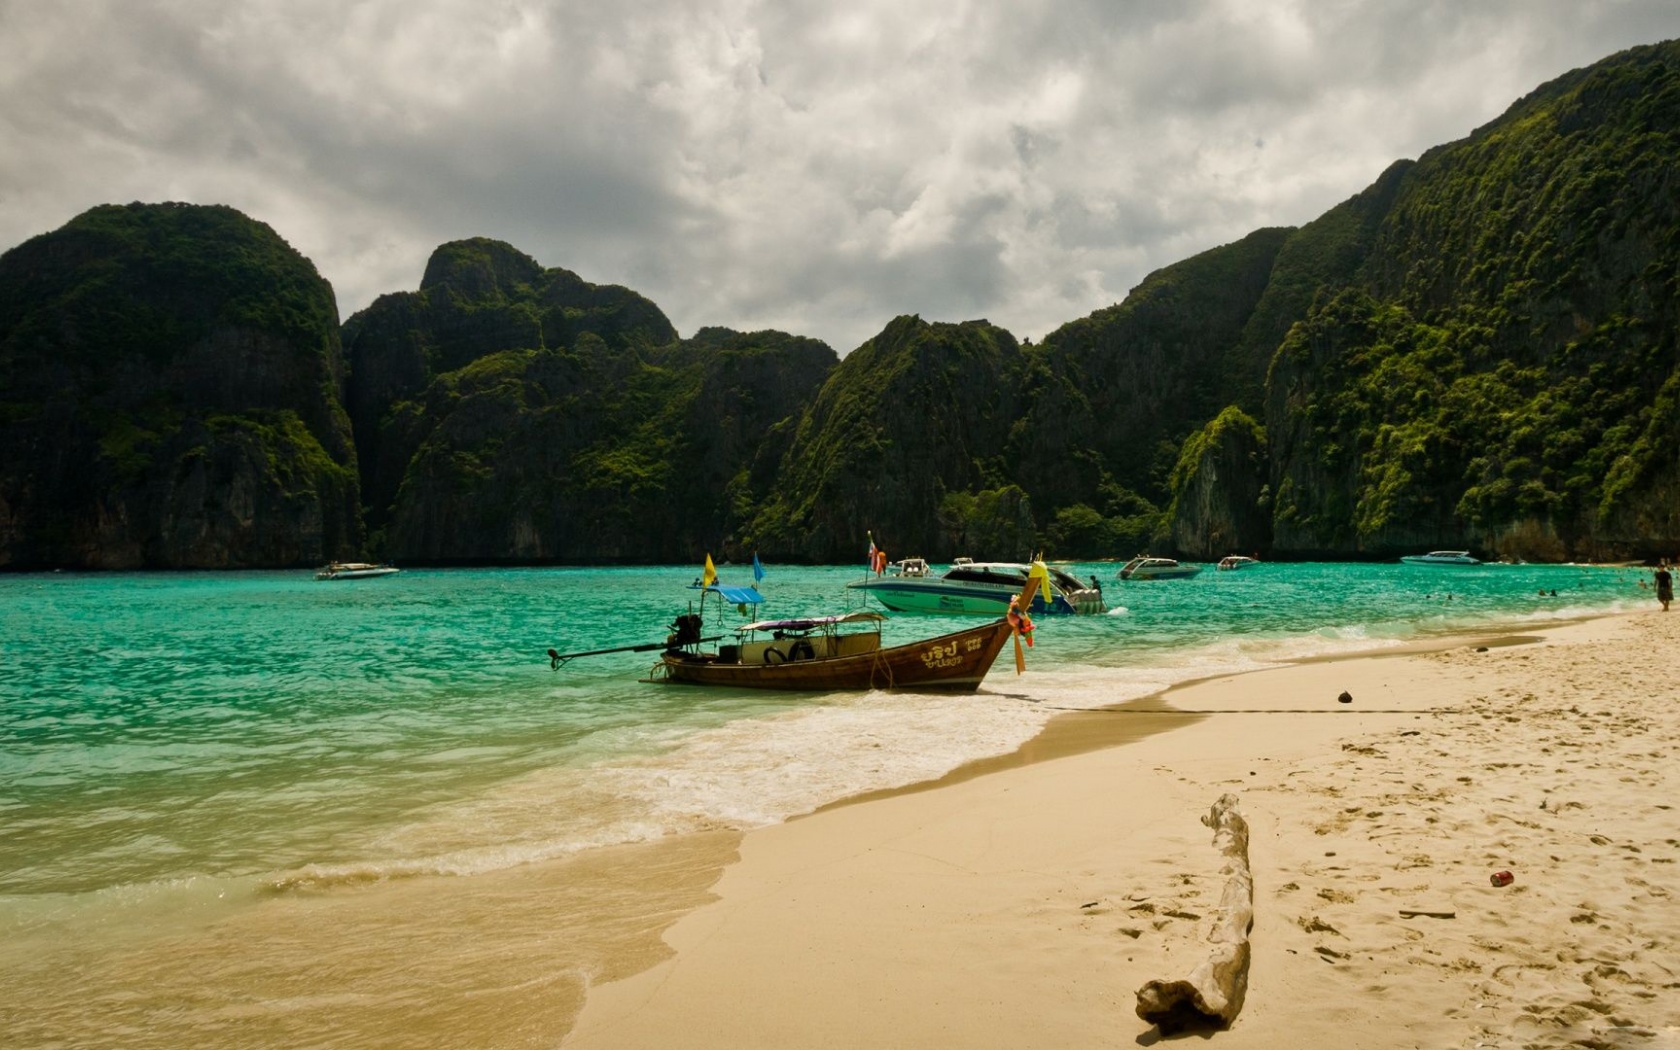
[314,562,400,580]
[1118,556,1202,580]
[1399,551,1482,566]
[847,560,1106,615]
[1216,555,1259,571]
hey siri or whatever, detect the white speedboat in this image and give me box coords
[1399,551,1481,566]
[1118,556,1202,580]
[886,557,931,577]
[314,562,401,580]
[1216,555,1259,571]
[848,560,1107,615]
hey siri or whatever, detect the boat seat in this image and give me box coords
[736,633,879,664]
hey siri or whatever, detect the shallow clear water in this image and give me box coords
[0,560,1649,1047]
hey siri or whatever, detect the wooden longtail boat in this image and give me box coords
[548,567,1042,692]
[643,611,1015,692]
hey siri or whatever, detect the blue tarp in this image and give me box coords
[706,584,765,605]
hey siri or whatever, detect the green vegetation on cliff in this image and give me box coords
[1168,406,1269,559]
[1264,41,1680,559]
[342,245,836,562]
[745,316,1035,562]
[0,203,360,568]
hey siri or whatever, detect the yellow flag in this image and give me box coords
[1029,560,1052,607]
[702,553,717,588]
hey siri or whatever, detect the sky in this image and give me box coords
[3,2,1679,355]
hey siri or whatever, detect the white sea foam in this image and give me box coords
[291,688,1055,884]
[314,632,1382,880]
[252,569,1640,887]
[283,597,1650,885]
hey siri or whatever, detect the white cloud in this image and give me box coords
[1,0,1677,352]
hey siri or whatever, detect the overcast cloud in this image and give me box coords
[3,1,1678,353]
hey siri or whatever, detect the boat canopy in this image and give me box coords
[700,584,765,605]
[736,611,886,634]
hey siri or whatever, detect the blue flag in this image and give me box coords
[752,552,766,582]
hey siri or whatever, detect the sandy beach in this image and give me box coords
[563,610,1680,1049]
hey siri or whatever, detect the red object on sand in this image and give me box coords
[1490,870,1514,887]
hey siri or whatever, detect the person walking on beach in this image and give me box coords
[1656,562,1673,612]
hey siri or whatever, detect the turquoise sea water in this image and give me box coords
[0,560,1651,1047]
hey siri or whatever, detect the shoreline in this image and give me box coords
[561,608,1680,1048]
[807,618,1577,817]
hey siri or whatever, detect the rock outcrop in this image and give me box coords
[1169,408,1270,560]
[341,244,836,562]
[745,316,1036,562]
[342,238,681,536]
[0,203,360,568]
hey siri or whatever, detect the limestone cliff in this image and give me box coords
[0,203,360,568]
[746,316,1036,562]
[342,238,680,535]
[1259,41,1680,560]
[1169,408,1270,560]
[377,328,833,562]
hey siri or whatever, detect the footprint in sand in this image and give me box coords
[1298,915,1341,935]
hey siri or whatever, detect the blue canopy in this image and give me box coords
[703,583,764,605]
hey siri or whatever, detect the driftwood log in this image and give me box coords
[1135,793,1253,1034]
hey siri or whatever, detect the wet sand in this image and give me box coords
[563,611,1680,1049]
[1,830,741,1050]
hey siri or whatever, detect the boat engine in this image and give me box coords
[666,613,704,648]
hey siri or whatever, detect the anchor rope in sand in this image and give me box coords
[1023,704,1450,715]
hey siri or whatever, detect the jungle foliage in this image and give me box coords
[1266,41,1680,559]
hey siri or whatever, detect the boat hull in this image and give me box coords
[846,580,1103,615]
[650,619,1015,692]
[315,567,400,580]
[1120,566,1202,580]
[847,580,1022,615]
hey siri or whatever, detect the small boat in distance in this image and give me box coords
[1400,551,1482,566]
[643,611,1014,692]
[848,560,1106,615]
[1119,556,1202,580]
[1216,555,1259,571]
[314,562,400,580]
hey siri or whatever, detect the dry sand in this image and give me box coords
[563,612,1680,1049]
